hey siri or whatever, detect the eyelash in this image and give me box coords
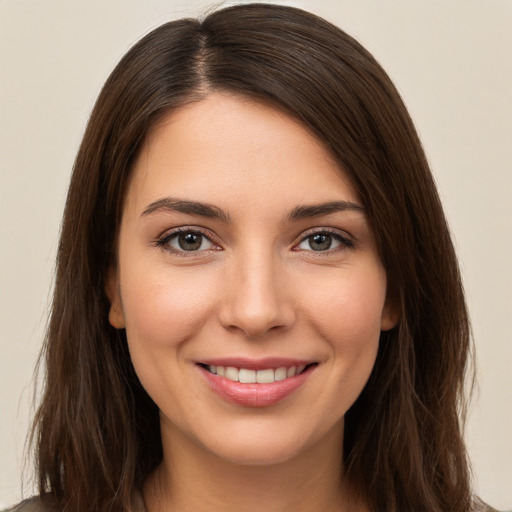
[295,228,355,253]
[154,227,220,257]
[154,227,355,256]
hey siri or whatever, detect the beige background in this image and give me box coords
[0,0,511,508]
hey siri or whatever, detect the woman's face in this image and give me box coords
[107,93,397,466]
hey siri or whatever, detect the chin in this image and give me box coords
[208,437,308,466]
[194,416,342,468]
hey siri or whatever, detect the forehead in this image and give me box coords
[126,93,360,216]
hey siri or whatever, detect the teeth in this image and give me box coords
[225,367,239,381]
[275,367,287,381]
[207,364,309,383]
[239,369,256,383]
[256,369,274,384]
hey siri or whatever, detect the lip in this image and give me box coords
[197,358,317,408]
[198,357,312,370]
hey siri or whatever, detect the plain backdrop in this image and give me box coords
[1,0,511,509]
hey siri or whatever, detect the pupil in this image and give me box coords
[178,233,202,251]
[310,234,332,251]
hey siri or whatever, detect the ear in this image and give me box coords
[380,295,400,332]
[105,266,125,329]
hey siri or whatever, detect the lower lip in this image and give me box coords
[198,365,314,408]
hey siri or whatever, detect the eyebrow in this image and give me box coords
[287,200,364,221]
[141,197,231,223]
[141,197,364,223]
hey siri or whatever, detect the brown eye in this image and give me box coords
[164,230,216,252]
[298,233,340,252]
[296,230,354,252]
[178,232,203,251]
[308,234,333,251]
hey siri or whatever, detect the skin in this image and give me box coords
[107,93,398,512]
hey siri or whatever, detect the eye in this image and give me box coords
[156,229,217,253]
[296,230,353,252]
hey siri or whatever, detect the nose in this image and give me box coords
[218,249,296,339]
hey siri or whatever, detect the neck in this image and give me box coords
[143,418,366,512]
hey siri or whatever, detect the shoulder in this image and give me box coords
[2,491,146,512]
[472,498,510,512]
[1,497,56,512]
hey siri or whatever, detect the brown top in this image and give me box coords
[2,492,146,512]
[3,492,506,512]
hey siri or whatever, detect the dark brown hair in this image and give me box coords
[31,3,473,511]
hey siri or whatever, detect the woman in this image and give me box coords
[5,3,498,512]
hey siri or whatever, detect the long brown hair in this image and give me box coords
[31,3,473,511]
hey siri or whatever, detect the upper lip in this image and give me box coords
[197,357,315,370]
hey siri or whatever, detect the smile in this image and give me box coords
[197,360,317,407]
[205,364,308,383]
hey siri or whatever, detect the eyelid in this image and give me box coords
[293,227,355,252]
[154,226,222,255]
[153,226,354,255]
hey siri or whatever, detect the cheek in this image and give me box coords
[311,270,385,416]
[305,267,386,342]
[120,264,220,355]
[119,264,222,418]
[300,265,386,404]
